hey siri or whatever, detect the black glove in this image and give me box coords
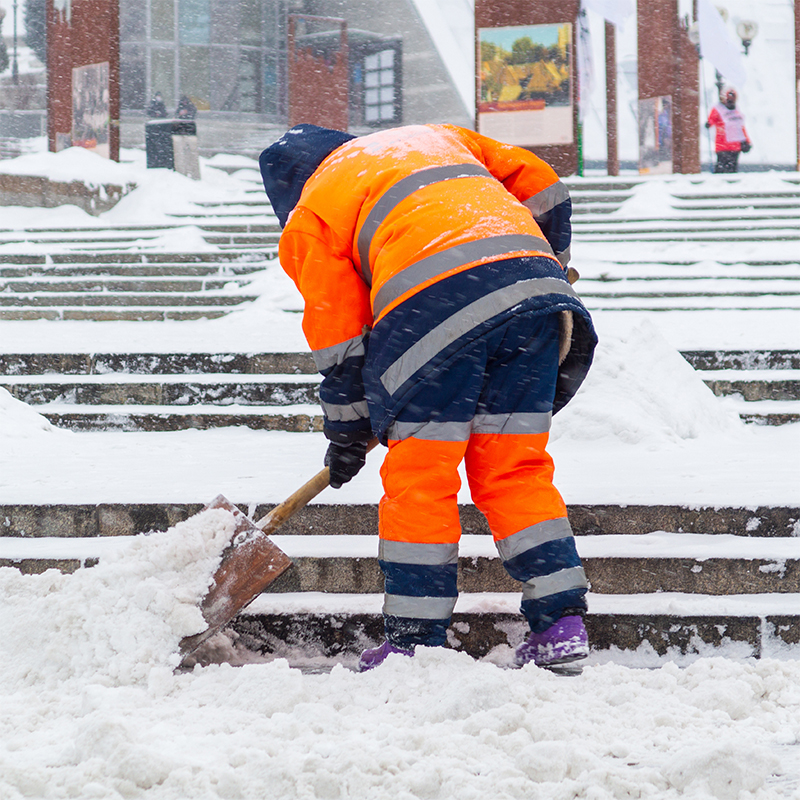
[325,441,368,489]
[740,141,751,153]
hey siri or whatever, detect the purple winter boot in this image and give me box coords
[358,641,415,672]
[514,615,589,669]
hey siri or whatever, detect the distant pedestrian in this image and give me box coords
[706,87,751,174]
[176,95,197,120]
[147,92,168,119]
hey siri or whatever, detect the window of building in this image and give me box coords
[151,48,177,108]
[364,49,397,123]
[179,0,211,44]
[151,0,175,41]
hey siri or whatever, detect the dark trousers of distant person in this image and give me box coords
[715,151,739,174]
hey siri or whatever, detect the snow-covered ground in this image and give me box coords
[0,148,799,797]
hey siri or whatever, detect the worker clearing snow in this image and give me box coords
[260,123,597,672]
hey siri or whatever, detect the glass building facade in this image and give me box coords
[120,0,286,118]
[119,0,402,126]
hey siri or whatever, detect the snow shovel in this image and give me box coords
[178,438,379,664]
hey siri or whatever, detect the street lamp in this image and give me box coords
[736,21,758,56]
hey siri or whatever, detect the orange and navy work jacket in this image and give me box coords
[267,124,596,444]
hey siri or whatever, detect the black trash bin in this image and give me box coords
[145,119,175,169]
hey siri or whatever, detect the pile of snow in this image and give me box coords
[554,319,742,445]
[0,387,61,438]
[0,508,233,688]
[1,558,799,800]
[0,147,141,189]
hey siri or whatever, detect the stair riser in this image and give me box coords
[42,411,324,432]
[1,503,796,539]
[0,353,316,376]
[4,554,798,595]
[232,612,795,660]
[0,294,255,307]
[0,280,248,292]
[5,382,319,406]
[704,379,800,401]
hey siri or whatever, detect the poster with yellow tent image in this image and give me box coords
[478,23,573,147]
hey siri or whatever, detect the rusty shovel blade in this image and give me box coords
[178,495,293,663]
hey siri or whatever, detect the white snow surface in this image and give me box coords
[1,152,800,796]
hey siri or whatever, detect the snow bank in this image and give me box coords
[0,508,233,688]
[0,386,62,438]
[0,147,140,188]
[553,319,741,445]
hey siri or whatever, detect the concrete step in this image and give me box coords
[578,230,800,244]
[682,350,800,370]
[0,352,316,375]
[0,263,266,278]
[700,370,800,402]
[233,594,799,660]
[1,374,320,406]
[1,501,795,541]
[6,535,799,595]
[0,307,233,321]
[0,293,256,308]
[0,277,253,293]
[39,403,323,432]
[0,251,258,265]
[729,399,800,426]
[2,533,799,660]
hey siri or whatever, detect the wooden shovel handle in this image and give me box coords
[254,438,379,536]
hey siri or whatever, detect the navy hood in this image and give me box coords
[260,124,356,228]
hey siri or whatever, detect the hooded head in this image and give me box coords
[259,124,356,228]
[722,87,737,109]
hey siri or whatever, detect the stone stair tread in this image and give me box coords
[723,398,800,412]
[697,369,800,380]
[38,401,321,415]
[242,590,800,618]
[0,373,320,385]
[4,531,798,562]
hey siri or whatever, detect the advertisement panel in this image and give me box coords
[72,62,111,158]
[478,23,573,147]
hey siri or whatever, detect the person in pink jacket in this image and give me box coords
[706,87,752,174]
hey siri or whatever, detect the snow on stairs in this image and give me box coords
[0,251,271,321]
[2,172,800,663]
[1,500,799,661]
[1,347,796,432]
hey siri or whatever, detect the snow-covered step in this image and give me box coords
[3,532,800,595]
[579,278,800,296]
[0,292,257,308]
[682,349,800,371]
[236,592,800,661]
[581,295,800,311]
[1,373,320,407]
[0,276,253,293]
[38,402,323,432]
[723,399,800,426]
[700,369,800,401]
[1,502,796,540]
[0,262,266,278]
[578,229,800,244]
[0,307,239,322]
[0,351,315,375]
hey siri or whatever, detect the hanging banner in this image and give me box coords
[478,22,573,146]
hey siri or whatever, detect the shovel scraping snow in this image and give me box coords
[178,439,379,664]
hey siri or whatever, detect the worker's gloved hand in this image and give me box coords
[741,141,752,153]
[325,441,368,489]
